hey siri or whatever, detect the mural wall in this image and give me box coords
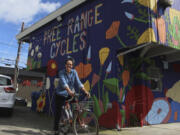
[27,0,180,128]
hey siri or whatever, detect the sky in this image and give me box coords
[0,0,70,68]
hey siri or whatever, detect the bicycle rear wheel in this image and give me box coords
[73,111,99,135]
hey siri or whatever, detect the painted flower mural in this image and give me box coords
[99,101,122,128]
[155,17,166,44]
[125,12,149,23]
[36,94,46,112]
[75,63,92,79]
[91,73,100,87]
[125,85,154,126]
[166,8,180,49]
[106,21,120,39]
[166,80,180,103]
[84,80,90,92]
[47,59,58,77]
[137,28,156,44]
[106,21,126,47]
[145,98,171,125]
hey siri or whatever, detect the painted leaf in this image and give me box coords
[103,91,109,113]
[84,80,90,92]
[137,28,156,44]
[138,0,157,12]
[135,72,150,80]
[103,78,119,96]
[106,21,120,39]
[106,61,112,73]
[37,61,41,69]
[117,55,124,66]
[87,46,91,60]
[119,88,123,100]
[46,77,50,89]
[121,0,134,4]
[99,99,104,113]
[99,47,110,65]
[120,109,126,127]
[75,63,92,79]
[122,70,130,87]
[92,95,102,118]
[91,73,100,87]
[54,78,59,89]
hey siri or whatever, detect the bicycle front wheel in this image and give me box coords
[73,111,99,135]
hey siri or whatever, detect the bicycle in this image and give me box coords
[58,93,99,135]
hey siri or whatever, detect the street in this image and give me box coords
[0,105,53,135]
[0,105,180,135]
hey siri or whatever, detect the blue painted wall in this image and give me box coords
[27,0,180,128]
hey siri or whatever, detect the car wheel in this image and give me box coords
[8,108,14,116]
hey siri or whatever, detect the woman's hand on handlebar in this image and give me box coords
[85,91,91,98]
[69,90,75,97]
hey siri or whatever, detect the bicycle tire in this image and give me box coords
[59,110,71,135]
[73,111,99,135]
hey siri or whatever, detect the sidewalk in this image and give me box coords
[0,105,180,135]
[99,123,180,135]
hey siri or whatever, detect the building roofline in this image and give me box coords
[0,66,45,78]
[16,0,87,41]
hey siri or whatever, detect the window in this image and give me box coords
[147,66,162,92]
[0,77,11,85]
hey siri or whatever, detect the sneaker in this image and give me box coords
[116,124,121,131]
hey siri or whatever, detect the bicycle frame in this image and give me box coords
[59,93,99,135]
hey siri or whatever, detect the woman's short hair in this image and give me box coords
[65,56,75,65]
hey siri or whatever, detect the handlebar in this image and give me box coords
[65,92,88,102]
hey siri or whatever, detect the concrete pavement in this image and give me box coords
[0,105,180,135]
[99,123,180,135]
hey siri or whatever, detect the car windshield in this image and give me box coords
[0,77,11,86]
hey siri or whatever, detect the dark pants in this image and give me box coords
[53,94,66,131]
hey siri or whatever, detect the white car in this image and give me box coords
[0,74,16,114]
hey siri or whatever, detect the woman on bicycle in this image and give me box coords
[53,56,90,135]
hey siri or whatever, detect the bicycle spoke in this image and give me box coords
[73,111,99,135]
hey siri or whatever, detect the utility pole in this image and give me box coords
[14,22,24,91]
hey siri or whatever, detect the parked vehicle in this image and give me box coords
[0,74,16,115]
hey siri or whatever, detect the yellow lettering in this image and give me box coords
[56,24,62,41]
[95,3,103,24]
[52,26,56,42]
[66,37,72,54]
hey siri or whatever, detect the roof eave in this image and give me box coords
[16,0,87,41]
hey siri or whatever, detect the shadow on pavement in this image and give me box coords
[0,105,53,132]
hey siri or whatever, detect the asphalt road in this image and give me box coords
[0,105,180,135]
[0,105,53,135]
